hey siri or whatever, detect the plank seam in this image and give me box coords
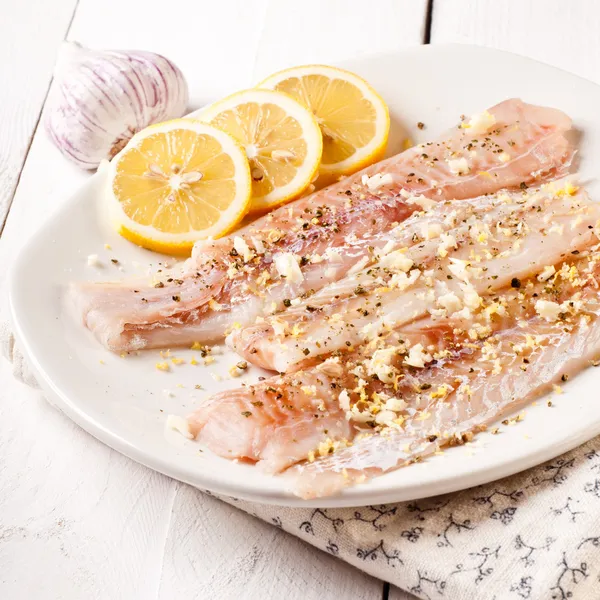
[382,581,390,600]
[423,0,434,44]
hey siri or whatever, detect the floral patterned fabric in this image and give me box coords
[223,441,600,599]
[5,330,600,600]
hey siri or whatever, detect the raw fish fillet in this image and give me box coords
[188,245,600,497]
[231,182,600,372]
[188,319,458,473]
[292,299,600,499]
[69,99,573,352]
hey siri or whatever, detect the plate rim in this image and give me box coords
[10,42,600,507]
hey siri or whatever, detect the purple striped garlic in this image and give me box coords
[45,41,189,170]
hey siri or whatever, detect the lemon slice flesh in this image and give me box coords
[259,65,390,182]
[108,119,252,255]
[194,89,322,213]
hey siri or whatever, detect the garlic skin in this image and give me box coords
[45,42,189,170]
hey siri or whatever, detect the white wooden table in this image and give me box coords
[0,1,597,598]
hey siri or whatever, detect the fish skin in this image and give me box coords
[231,184,600,372]
[69,99,574,352]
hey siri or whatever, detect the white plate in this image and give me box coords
[10,44,600,508]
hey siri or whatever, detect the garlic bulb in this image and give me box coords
[45,41,189,170]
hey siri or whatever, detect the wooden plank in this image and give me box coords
[0,1,431,598]
[157,484,382,600]
[0,0,79,229]
[253,0,429,78]
[431,0,600,83]
[0,362,180,599]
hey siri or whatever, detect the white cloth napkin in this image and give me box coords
[5,326,600,600]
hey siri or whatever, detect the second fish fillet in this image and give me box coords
[188,244,600,497]
[230,182,599,372]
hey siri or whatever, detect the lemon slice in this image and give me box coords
[107,119,252,255]
[259,65,390,183]
[194,89,322,213]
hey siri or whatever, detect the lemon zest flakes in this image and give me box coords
[429,384,451,400]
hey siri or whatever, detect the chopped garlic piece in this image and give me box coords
[537,265,556,282]
[166,415,193,439]
[404,343,432,368]
[362,173,394,191]
[271,317,288,338]
[421,223,443,240]
[448,258,470,282]
[375,410,397,426]
[462,110,496,134]
[462,284,483,310]
[389,269,420,290]
[233,236,254,262]
[403,193,437,211]
[379,250,413,272]
[377,240,396,257]
[87,254,101,267]
[338,390,351,411]
[453,306,472,320]
[366,348,398,383]
[350,406,374,423]
[274,252,304,283]
[535,300,562,322]
[498,152,511,163]
[384,397,407,412]
[437,232,457,258]
[448,157,470,175]
[437,292,462,315]
[251,236,265,254]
